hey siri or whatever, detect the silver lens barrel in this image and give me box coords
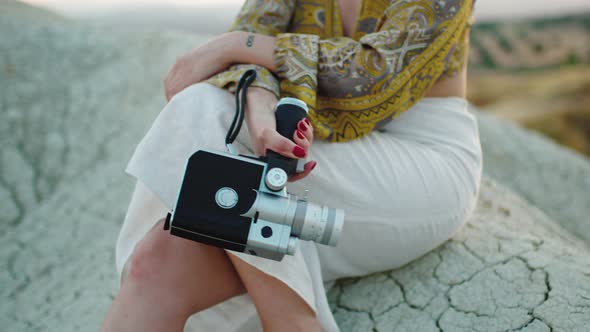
[244,191,344,247]
[291,200,344,246]
[287,236,298,255]
[244,191,298,226]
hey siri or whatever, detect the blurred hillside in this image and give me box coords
[469,14,589,70]
[467,13,590,156]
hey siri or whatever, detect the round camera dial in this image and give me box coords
[265,167,288,191]
[215,187,239,209]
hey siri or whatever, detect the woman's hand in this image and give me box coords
[164,33,238,101]
[245,87,317,182]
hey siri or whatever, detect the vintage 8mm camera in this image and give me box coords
[163,97,345,261]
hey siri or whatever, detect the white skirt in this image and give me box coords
[116,83,483,331]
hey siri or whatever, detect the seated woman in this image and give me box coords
[101,0,481,331]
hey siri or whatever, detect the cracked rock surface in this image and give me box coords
[476,110,590,245]
[1,2,204,330]
[328,178,590,332]
[2,2,590,331]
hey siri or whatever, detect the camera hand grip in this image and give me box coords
[274,98,309,142]
[263,98,309,178]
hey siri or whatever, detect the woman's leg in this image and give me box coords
[104,189,321,332]
[226,254,322,332]
[101,185,247,332]
[104,184,322,332]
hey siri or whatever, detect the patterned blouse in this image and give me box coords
[207,0,475,142]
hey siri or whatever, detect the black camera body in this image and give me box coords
[163,98,344,261]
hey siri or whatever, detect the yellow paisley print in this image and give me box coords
[206,0,475,142]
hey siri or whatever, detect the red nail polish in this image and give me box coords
[298,122,307,132]
[293,145,306,158]
[310,161,317,170]
[304,118,311,126]
[296,130,305,140]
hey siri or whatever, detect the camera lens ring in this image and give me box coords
[291,200,307,237]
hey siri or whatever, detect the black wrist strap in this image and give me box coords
[225,69,257,148]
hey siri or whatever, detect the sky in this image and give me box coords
[22,0,590,21]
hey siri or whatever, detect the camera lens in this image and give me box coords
[244,191,344,248]
[291,200,344,246]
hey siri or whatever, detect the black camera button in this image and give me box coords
[261,226,273,238]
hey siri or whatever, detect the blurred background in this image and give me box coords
[1,1,589,331]
[21,0,590,156]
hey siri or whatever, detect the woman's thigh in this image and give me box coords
[286,113,482,281]
[226,253,321,331]
[123,217,247,311]
[118,179,248,292]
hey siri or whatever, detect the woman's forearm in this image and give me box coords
[226,31,278,73]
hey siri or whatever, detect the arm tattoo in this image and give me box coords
[246,34,255,48]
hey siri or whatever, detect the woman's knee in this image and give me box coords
[125,220,246,305]
[125,220,176,285]
[125,220,210,285]
[447,152,482,229]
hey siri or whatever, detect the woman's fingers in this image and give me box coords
[244,90,316,181]
[292,118,313,151]
[293,128,310,151]
[261,128,307,159]
[288,160,317,182]
[299,118,313,143]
